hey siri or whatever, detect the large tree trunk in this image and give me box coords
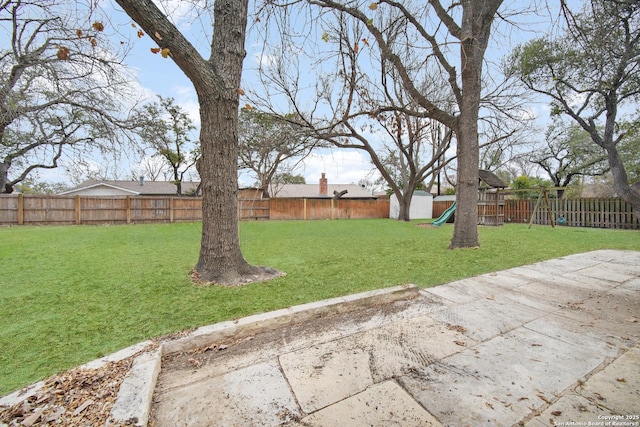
[0,125,10,193]
[606,145,640,217]
[116,0,282,285]
[449,0,502,249]
[195,88,256,283]
[396,188,415,222]
[194,0,280,284]
[0,161,9,194]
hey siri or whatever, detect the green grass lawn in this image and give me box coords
[1,219,639,395]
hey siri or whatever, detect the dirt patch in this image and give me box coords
[191,266,286,287]
[160,297,421,376]
[415,223,437,228]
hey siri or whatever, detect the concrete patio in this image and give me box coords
[146,249,640,426]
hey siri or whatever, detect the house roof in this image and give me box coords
[272,183,375,199]
[478,170,507,188]
[60,180,200,196]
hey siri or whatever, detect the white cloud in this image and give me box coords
[253,51,279,68]
[238,149,380,188]
[293,149,379,185]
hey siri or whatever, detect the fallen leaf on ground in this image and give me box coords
[73,399,94,416]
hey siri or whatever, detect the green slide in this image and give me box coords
[432,201,456,226]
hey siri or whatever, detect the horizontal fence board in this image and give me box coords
[238,199,270,220]
[22,196,75,224]
[80,197,128,224]
[172,198,203,222]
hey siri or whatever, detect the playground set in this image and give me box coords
[432,170,508,226]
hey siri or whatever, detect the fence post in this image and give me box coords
[75,195,81,225]
[303,198,307,220]
[17,194,24,225]
[126,196,131,224]
[170,197,174,223]
[331,198,334,220]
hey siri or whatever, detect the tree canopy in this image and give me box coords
[532,119,609,189]
[255,0,507,245]
[0,0,136,193]
[135,95,199,195]
[509,0,640,213]
[238,107,316,198]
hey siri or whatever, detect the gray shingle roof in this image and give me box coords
[478,170,507,188]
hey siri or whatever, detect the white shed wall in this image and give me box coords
[389,193,433,219]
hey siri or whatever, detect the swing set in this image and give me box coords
[527,187,556,229]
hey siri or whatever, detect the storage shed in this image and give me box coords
[389,191,433,220]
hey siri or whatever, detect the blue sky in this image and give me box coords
[42,0,562,187]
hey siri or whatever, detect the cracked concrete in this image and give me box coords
[147,250,640,426]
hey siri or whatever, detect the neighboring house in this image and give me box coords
[60,179,200,197]
[271,173,377,199]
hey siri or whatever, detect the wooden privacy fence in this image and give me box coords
[0,195,390,225]
[505,197,639,229]
[433,197,639,230]
[432,200,455,219]
[267,198,390,220]
[0,195,203,225]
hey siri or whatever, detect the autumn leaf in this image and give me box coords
[354,42,359,53]
[367,18,374,26]
[76,29,83,38]
[362,38,369,46]
[188,358,201,368]
[89,38,97,47]
[245,104,253,111]
[150,47,161,54]
[56,46,70,60]
[369,2,378,10]
[161,47,171,58]
[137,30,144,38]
[237,88,245,96]
[131,22,137,28]
[92,21,105,32]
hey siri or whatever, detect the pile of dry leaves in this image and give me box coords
[0,356,136,427]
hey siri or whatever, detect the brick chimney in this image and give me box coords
[319,173,328,196]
